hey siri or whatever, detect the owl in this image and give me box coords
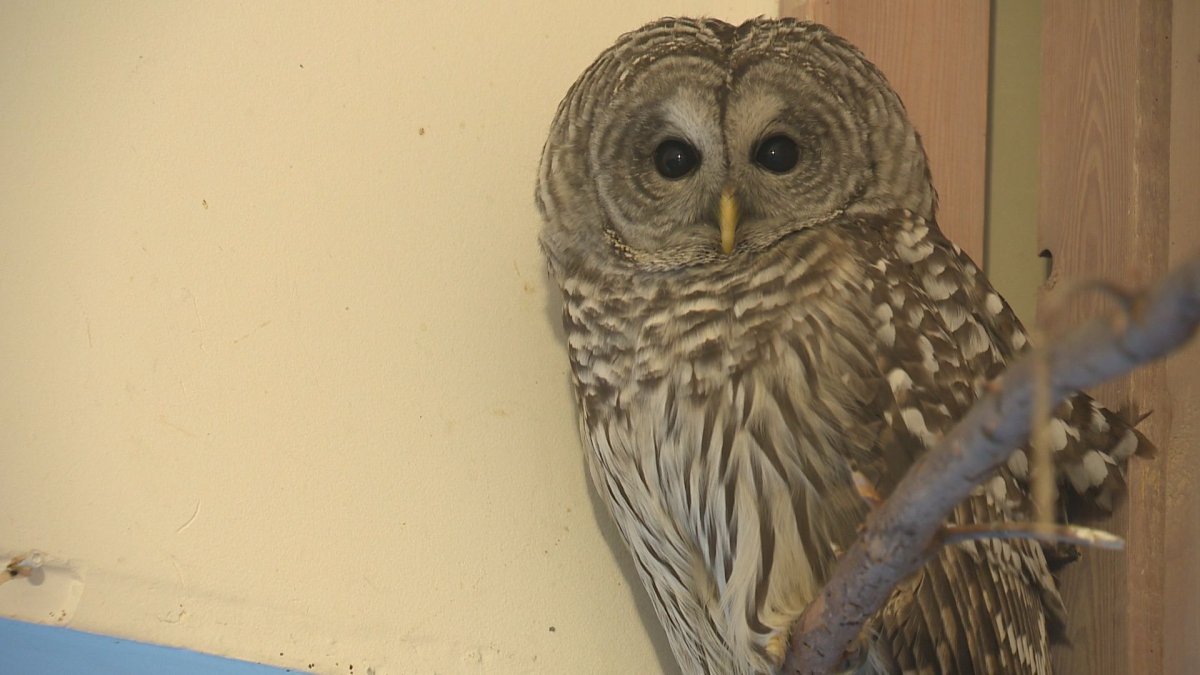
[537,17,1142,675]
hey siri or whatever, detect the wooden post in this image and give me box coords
[1163,1,1200,673]
[781,0,990,262]
[1039,1,1179,673]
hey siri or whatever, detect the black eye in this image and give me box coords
[754,135,800,173]
[653,139,700,180]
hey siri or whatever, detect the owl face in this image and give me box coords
[539,18,934,272]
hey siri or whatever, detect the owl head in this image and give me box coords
[537,17,935,274]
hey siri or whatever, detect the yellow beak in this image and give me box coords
[719,187,738,255]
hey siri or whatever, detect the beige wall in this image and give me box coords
[0,3,773,673]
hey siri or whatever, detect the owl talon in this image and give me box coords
[851,470,885,507]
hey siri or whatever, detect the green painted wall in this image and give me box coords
[985,0,1042,324]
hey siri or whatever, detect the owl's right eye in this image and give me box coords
[653,139,700,180]
[753,135,800,173]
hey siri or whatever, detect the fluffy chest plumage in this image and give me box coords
[559,232,879,672]
[562,232,874,427]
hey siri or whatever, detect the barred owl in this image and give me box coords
[537,18,1141,675]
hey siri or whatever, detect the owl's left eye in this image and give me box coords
[653,139,701,180]
[753,135,800,173]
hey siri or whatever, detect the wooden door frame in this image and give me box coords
[782,2,1198,672]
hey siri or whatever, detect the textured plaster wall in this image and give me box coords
[0,2,773,674]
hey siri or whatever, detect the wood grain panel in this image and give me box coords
[1164,1,1200,672]
[781,0,989,262]
[1039,2,1174,674]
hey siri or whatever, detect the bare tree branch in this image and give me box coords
[784,256,1200,674]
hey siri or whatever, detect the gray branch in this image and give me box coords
[783,256,1200,674]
